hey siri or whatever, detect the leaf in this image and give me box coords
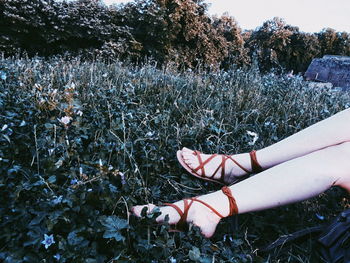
[47,175,56,183]
[108,184,118,193]
[29,212,48,226]
[99,215,128,242]
[1,134,10,143]
[23,230,42,247]
[199,257,212,263]
[103,230,124,242]
[188,246,201,261]
[68,231,85,246]
[44,123,54,129]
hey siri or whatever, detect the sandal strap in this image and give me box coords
[190,198,225,218]
[192,151,217,178]
[164,199,194,230]
[163,193,231,229]
[221,186,238,216]
[225,155,251,174]
[249,150,263,173]
[189,150,263,183]
[163,187,238,229]
[216,155,250,183]
[193,151,251,181]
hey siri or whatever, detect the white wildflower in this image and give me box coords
[1,72,7,81]
[1,124,8,131]
[76,110,83,116]
[58,116,72,125]
[247,130,259,146]
[146,131,154,137]
[55,159,63,168]
[48,148,54,156]
[119,172,126,185]
[53,253,60,261]
[41,234,55,249]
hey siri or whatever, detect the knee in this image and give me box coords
[328,142,350,190]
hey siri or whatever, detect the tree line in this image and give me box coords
[1,0,350,72]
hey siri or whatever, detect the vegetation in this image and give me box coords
[1,56,350,262]
[1,0,350,262]
[1,0,350,73]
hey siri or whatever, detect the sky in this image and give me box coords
[103,0,350,33]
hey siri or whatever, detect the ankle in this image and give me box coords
[249,150,263,173]
[198,190,236,218]
[227,153,252,176]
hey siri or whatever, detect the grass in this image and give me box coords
[1,55,350,262]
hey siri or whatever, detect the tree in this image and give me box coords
[212,14,250,69]
[246,17,297,72]
[0,0,139,58]
[288,32,320,72]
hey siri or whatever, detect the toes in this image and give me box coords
[181,148,193,161]
[181,150,192,161]
[181,151,199,171]
[131,204,181,224]
[181,148,194,159]
[182,147,192,153]
[132,202,220,238]
[131,204,156,217]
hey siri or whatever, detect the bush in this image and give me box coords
[1,0,350,73]
[0,0,140,58]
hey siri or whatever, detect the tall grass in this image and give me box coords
[1,56,349,262]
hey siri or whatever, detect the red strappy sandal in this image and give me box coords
[163,186,238,232]
[177,149,263,185]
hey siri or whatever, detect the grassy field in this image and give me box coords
[1,56,350,262]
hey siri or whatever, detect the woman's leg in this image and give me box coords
[180,108,350,183]
[133,141,350,238]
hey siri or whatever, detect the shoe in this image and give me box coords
[177,149,263,185]
[163,186,238,231]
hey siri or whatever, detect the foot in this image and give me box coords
[180,147,259,184]
[131,189,234,238]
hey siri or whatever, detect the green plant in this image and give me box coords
[0,56,349,262]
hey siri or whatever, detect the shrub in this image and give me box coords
[0,0,139,58]
[1,0,350,73]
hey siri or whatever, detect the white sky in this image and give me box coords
[103,0,350,33]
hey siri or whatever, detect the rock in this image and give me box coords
[308,82,333,89]
[305,55,350,89]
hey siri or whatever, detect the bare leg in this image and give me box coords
[257,108,350,169]
[180,108,350,183]
[133,142,350,237]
